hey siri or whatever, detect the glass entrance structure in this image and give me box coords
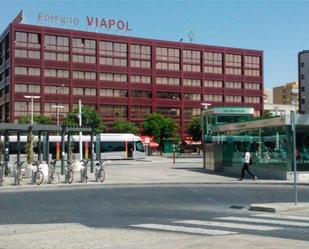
[208,114,309,180]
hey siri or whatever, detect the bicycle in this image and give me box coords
[80,159,90,183]
[48,160,60,184]
[14,161,25,186]
[95,159,106,183]
[0,161,4,187]
[33,161,44,185]
[65,160,74,184]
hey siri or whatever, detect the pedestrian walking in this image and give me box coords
[239,149,258,181]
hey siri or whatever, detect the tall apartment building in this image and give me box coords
[299,50,309,114]
[273,81,299,108]
[0,12,263,139]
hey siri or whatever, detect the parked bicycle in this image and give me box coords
[33,161,44,185]
[0,161,4,187]
[80,159,90,183]
[95,159,106,183]
[65,160,74,184]
[48,160,60,184]
[14,161,25,186]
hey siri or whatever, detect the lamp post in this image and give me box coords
[52,105,64,125]
[24,95,41,124]
[201,103,211,169]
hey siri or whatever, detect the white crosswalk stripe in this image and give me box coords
[216,216,309,227]
[253,213,309,221]
[175,219,282,231]
[131,223,237,235]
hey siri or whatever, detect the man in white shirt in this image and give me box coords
[239,149,258,181]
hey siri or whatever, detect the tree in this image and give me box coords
[63,106,107,133]
[112,120,139,134]
[141,113,179,145]
[188,116,202,141]
[17,115,52,124]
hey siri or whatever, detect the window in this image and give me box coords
[15,67,41,76]
[131,106,151,118]
[100,105,128,118]
[15,101,40,116]
[157,92,180,100]
[44,102,69,113]
[225,54,242,67]
[183,50,201,72]
[72,71,96,80]
[44,52,69,61]
[244,56,260,69]
[225,95,242,103]
[157,107,180,118]
[204,80,223,88]
[244,83,260,90]
[99,73,127,82]
[244,69,260,77]
[156,47,180,71]
[15,32,41,49]
[204,94,223,102]
[225,68,242,75]
[301,86,305,92]
[15,84,40,93]
[225,81,242,89]
[44,35,69,51]
[183,79,201,87]
[244,96,260,103]
[100,89,127,97]
[99,41,127,66]
[204,52,222,74]
[73,87,97,96]
[130,44,151,68]
[301,74,305,80]
[44,85,69,94]
[15,49,40,59]
[72,38,96,54]
[131,90,152,98]
[131,75,151,84]
[45,69,69,78]
[301,62,304,67]
[156,77,180,85]
[183,108,201,119]
[184,93,201,101]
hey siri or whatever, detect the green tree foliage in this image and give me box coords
[63,106,107,133]
[17,115,52,124]
[112,120,139,134]
[141,113,179,144]
[188,116,202,141]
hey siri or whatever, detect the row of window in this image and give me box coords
[204,94,261,103]
[14,83,260,103]
[15,32,261,74]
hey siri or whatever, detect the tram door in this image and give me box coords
[128,141,133,158]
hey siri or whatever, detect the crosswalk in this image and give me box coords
[130,213,309,237]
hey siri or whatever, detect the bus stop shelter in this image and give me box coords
[207,114,309,180]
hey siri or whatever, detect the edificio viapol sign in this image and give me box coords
[37,13,132,32]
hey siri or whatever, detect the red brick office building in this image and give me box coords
[0,12,263,139]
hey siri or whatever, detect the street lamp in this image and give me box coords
[201,103,211,169]
[52,105,64,125]
[24,95,41,124]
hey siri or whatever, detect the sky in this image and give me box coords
[1,0,309,91]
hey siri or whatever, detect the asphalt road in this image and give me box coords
[1,183,309,249]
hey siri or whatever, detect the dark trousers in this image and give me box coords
[240,163,255,179]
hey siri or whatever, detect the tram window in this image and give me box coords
[9,142,26,154]
[135,141,144,152]
[101,141,125,152]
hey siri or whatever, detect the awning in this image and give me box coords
[143,142,159,148]
[184,140,201,145]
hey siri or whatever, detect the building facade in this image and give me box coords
[0,13,263,139]
[299,50,309,114]
[273,81,299,110]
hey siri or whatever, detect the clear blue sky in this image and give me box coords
[1,0,309,90]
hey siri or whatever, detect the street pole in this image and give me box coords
[79,99,83,161]
[201,103,211,169]
[24,95,41,124]
[291,110,298,205]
